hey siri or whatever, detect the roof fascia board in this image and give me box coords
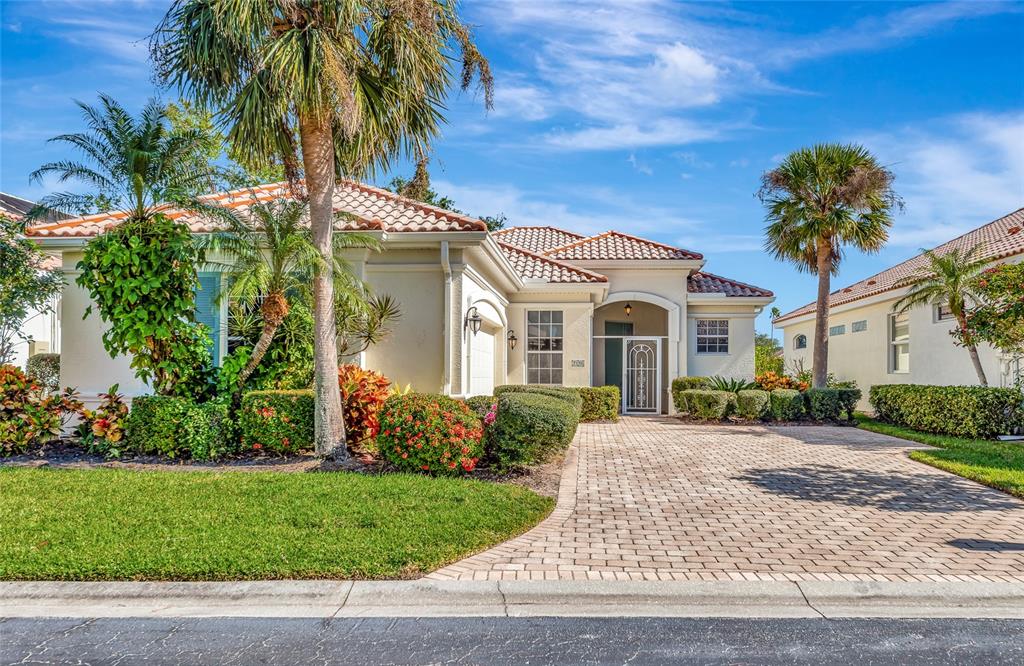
[566,259,704,271]
[687,295,775,307]
[775,288,910,327]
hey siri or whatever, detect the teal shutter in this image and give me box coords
[195,273,222,366]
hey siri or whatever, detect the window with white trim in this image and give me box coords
[794,334,807,350]
[527,310,563,384]
[934,303,954,322]
[829,324,846,336]
[889,312,910,374]
[696,319,729,354]
[852,320,868,333]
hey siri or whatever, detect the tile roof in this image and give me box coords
[491,226,585,253]
[1,192,70,223]
[497,242,608,284]
[688,271,774,298]
[24,180,487,238]
[544,230,703,261]
[775,207,1024,323]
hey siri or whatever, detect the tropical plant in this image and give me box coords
[754,333,784,375]
[77,384,130,456]
[337,364,391,445]
[0,215,63,365]
[759,143,901,387]
[894,245,991,385]
[378,393,483,475]
[958,262,1024,359]
[0,364,66,455]
[707,376,757,393]
[754,371,808,392]
[155,0,494,457]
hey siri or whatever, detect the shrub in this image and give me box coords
[804,387,862,422]
[755,371,808,392]
[489,391,579,471]
[238,390,314,454]
[708,376,757,393]
[78,385,129,457]
[577,386,619,422]
[0,364,63,455]
[869,385,1023,439]
[736,390,770,420]
[338,364,391,444]
[770,389,805,421]
[377,393,483,475]
[25,353,60,394]
[126,395,234,460]
[672,376,710,392]
[464,395,495,419]
[675,390,737,420]
[495,384,583,408]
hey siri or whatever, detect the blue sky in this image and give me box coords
[2,1,1022,332]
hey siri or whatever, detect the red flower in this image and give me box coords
[252,443,263,450]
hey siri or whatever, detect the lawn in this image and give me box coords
[0,468,553,581]
[856,415,1024,499]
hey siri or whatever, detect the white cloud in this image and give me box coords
[491,83,552,122]
[626,153,653,176]
[545,118,721,151]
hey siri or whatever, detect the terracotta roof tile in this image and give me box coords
[497,242,607,284]
[545,230,702,261]
[492,226,585,253]
[24,180,487,238]
[688,271,773,298]
[775,207,1024,323]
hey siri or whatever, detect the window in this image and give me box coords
[527,310,563,384]
[829,324,846,336]
[852,320,868,333]
[794,334,807,350]
[889,312,910,374]
[934,303,954,322]
[696,319,729,353]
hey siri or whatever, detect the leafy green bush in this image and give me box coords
[126,395,234,460]
[489,391,580,472]
[676,390,737,420]
[238,390,314,454]
[494,384,583,412]
[671,376,710,392]
[0,364,63,455]
[25,353,60,394]
[577,386,619,422]
[377,393,483,475]
[736,390,770,420]
[804,387,862,422]
[770,389,804,421]
[869,385,1023,439]
[708,376,757,393]
[464,395,495,419]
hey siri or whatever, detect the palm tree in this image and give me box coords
[154,0,493,457]
[769,306,782,344]
[759,143,901,388]
[894,245,990,385]
[29,94,214,221]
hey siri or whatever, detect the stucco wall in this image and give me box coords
[506,295,594,388]
[685,303,757,380]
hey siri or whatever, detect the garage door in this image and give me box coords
[469,328,495,396]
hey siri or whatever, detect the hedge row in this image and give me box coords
[489,391,580,472]
[125,396,233,460]
[869,384,1023,439]
[237,390,315,454]
[673,386,861,422]
[492,384,620,422]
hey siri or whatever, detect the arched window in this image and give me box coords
[794,334,807,350]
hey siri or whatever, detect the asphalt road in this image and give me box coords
[2,616,1023,665]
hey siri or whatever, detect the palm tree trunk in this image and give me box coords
[299,111,346,459]
[956,313,989,386]
[236,322,279,388]
[812,237,831,388]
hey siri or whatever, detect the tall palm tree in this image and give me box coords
[759,143,901,388]
[769,306,782,344]
[29,94,214,221]
[894,245,990,385]
[154,0,493,457]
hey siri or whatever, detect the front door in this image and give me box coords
[604,321,633,390]
[623,337,660,414]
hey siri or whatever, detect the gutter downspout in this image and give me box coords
[441,241,452,394]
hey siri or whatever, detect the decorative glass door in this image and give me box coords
[623,338,660,413]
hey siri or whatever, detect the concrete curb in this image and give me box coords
[3,580,1024,619]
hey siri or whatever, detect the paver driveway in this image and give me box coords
[430,417,1024,582]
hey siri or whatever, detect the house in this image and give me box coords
[774,207,1024,402]
[25,181,774,414]
[1,192,66,368]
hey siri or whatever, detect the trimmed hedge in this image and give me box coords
[736,390,770,420]
[489,391,580,472]
[125,396,234,460]
[805,387,861,422]
[494,384,583,411]
[869,384,1023,439]
[770,389,804,421]
[578,386,619,422]
[671,376,710,392]
[675,389,736,420]
[238,390,314,454]
[464,395,495,419]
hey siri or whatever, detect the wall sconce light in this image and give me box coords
[624,302,633,317]
[507,330,518,350]
[464,306,483,335]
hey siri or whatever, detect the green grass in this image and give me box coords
[856,415,1024,499]
[0,468,554,581]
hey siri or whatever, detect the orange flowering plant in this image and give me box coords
[238,390,314,454]
[377,393,483,475]
[754,371,809,392]
[337,364,391,444]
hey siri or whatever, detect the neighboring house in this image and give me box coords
[775,208,1024,402]
[25,181,773,413]
[1,192,65,368]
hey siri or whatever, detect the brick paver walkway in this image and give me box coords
[429,417,1024,582]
